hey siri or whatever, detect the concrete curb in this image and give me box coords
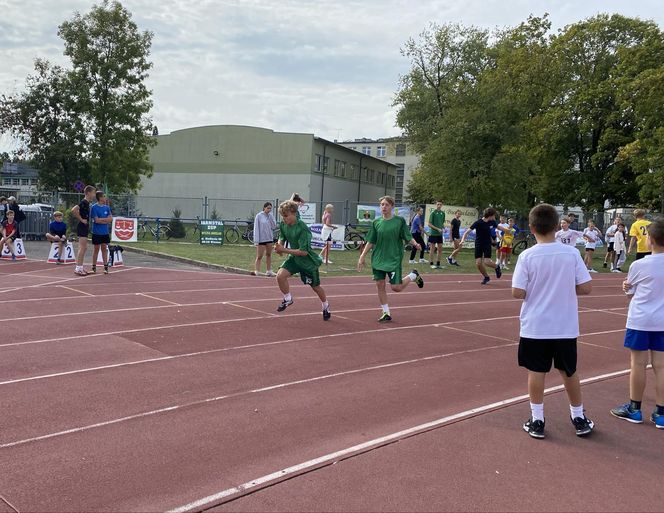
[123,246,252,275]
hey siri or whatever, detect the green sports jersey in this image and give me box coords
[429,209,446,236]
[366,216,412,271]
[279,219,322,271]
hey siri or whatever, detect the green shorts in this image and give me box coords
[281,258,321,287]
[372,265,402,285]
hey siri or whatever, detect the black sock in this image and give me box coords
[656,404,664,415]
[630,400,642,411]
[436,261,440,266]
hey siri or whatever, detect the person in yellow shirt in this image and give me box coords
[628,209,652,260]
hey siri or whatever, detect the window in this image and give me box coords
[21,178,29,186]
[30,178,39,185]
[12,178,19,185]
[376,146,386,157]
[361,146,371,156]
[315,154,329,173]
[334,159,346,177]
[2,178,10,186]
[395,143,406,156]
[349,164,358,180]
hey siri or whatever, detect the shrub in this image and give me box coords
[168,208,186,238]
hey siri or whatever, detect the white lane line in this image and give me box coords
[0,341,518,449]
[58,285,95,297]
[166,367,633,513]
[226,302,278,317]
[441,325,516,343]
[138,293,181,306]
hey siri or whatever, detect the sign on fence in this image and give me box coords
[298,203,317,224]
[309,223,346,250]
[111,217,138,242]
[199,219,224,245]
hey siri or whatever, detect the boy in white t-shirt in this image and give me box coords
[603,217,622,268]
[582,220,602,273]
[611,223,627,272]
[555,217,585,247]
[512,203,594,439]
[610,218,664,429]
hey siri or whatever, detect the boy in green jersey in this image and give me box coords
[357,196,424,322]
[427,200,446,269]
[274,200,331,320]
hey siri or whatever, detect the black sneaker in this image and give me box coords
[446,256,453,265]
[378,312,392,322]
[411,269,424,288]
[277,298,293,312]
[495,266,502,279]
[571,415,595,436]
[452,261,460,267]
[103,265,109,275]
[481,276,490,285]
[90,266,97,274]
[523,418,545,439]
[322,307,331,321]
[603,262,608,268]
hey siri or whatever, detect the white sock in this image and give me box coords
[322,301,329,311]
[407,271,417,281]
[283,293,292,302]
[530,402,544,422]
[381,304,390,314]
[570,404,584,419]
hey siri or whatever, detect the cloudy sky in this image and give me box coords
[1,0,662,152]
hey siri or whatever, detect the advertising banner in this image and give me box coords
[356,205,410,224]
[308,223,346,250]
[111,217,138,242]
[423,204,479,241]
[298,203,317,224]
[199,219,225,245]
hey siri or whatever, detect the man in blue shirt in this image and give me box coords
[90,191,113,274]
[408,207,427,263]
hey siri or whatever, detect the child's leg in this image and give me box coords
[558,370,583,407]
[92,243,100,265]
[482,257,498,269]
[77,238,88,266]
[475,257,488,276]
[265,243,273,272]
[437,243,443,263]
[100,243,109,265]
[450,240,461,260]
[311,284,327,303]
[5,239,15,255]
[276,268,292,295]
[528,371,546,404]
[376,278,388,305]
[254,245,265,273]
[628,349,649,402]
[651,349,664,406]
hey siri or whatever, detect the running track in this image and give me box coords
[0,260,662,512]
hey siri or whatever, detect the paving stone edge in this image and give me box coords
[123,245,252,275]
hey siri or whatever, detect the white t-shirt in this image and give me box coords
[583,227,600,249]
[512,242,592,339]
[605,224,618,243]
[555,229,584,246]
[613,231,626,253]
[625,253,664,331]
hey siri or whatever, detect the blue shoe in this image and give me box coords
[651,411,664,429]
[610,403,643,423]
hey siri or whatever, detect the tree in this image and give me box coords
[0,0,155,192]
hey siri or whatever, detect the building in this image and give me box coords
[336,137,420,205]
[0,161,40,200]
[140,125,397,222]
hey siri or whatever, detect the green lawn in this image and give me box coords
[128,240,629,276]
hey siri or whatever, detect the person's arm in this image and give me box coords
[357,242,374,271]
[71,204,87,224]
[576,282,592,295]
[511,287,526,299]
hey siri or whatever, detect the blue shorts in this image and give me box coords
[624,329,664,351]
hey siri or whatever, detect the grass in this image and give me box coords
[128,240,630,277]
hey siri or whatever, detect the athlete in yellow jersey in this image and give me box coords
[628,209,652,260]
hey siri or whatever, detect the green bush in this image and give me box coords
[168,208,186,238]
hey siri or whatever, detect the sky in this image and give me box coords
[1,0,662,153]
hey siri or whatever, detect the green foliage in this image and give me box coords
[168,208,186,239]
[210,206,220,220]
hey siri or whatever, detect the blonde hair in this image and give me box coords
[279,200,299,217]
[54,211,63,217]
[633,209,646,218]
[325,204,334,211]
[379,195,395,206]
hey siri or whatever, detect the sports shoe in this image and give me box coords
[90,266,97,274]
[452,260,460,267]
[56,259,64,265]
[250,271,257,276]
[571,415,595,436]
[651,411,664,429]
[11,254,16,261]
[610,403,643,423]
[446,256,453,265]
[481,276,490,285]
[411,269,424,288]
[495,266,502,279]
[74,268,87,276]
[430,264,436,269]
[611,269,622,273]
[435,265,442,269]
[103,266,109,275]
[265,270,275,277]
[523,418,545,439]
[502,265,509,270]
[588,269,598,273]
[277,298,293,312]
[419,258,427,263]
[324,260,333,264]
[378,312,392,322]
[409,259,416,264]
[603,262,608,268]
[322,307,331,321]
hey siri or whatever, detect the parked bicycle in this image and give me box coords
[138,218,171,240]
[511,231,536,255]
[225,218,253,244]
[343,223,366,250]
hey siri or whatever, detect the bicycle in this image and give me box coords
[511,231,536,255]
[138,218,171,240]
[343,223,366,250]
[225,218,253,244]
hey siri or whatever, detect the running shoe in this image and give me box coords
[430,264,436,269]
[610,403,643,423]
[446,256,453,265]
[277,298,293,312]
[322,307,331,321]
[411,269,424,288]
[90,266,97,274]
[481,276,490,285]
[74,268,87,276]
[378,312,392,322]
[603,262,608,268]
[103,266,109,275]
[588,269,598,273]
[11,254,16,261]
[56,259,64,265]
[409,259,416,264]
[571,415,595,436]
[495,266,502,279]
[452,260,460,267]
[651,411,664,429]
[419,258,427,263]
[523,418,545,439]
[265,270,276,277]
[250,271,257,276]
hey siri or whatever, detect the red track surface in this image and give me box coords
[1,260,662,512]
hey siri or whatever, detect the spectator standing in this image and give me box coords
[71,185,96,276]
[252,201,277,276]
[90,191,113,274]
[408,207,427,264]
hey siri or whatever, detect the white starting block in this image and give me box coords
[1,238,27,260]
[95,245,124,267]
[47,241,76,264]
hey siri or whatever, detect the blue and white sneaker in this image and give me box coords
[651,411,664,429]
[610,403,643,424]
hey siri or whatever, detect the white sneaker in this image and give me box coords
[502,266,509,270]
[588,269,598,273]
[324,260,333,264]
[409,259,416,264]
[611,269,622,273]
[419,258,427,263]
[265,270,275,277]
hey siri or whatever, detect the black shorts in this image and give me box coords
[636,252,651,260]
[518,337,577,377]
[474,244,492,259]
[257,241,272,246]
[428,235,443,244]
[92,233,110,245]
[77,222,89,237]
[607,242,614,252]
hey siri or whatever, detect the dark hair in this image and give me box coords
[291,193,302,203]
[483,207,496,218]
[95,191,105,201]
[0,196,5,202]
[647,218,664,247]
[263,202,272,209]
[529,203,559,235]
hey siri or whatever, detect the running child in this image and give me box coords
[274,200,331,321]
[90,191,113,274]
[357,195,424,322]
[611,223,627,273]
[512,203,594,439]
[459,207,502,285]
[610,218,664,429]
[446,210,462,267]
[46,211,68,264]
[427,201,445,269]
[497,217,516,270]
[408,207,427,264]
[0,210,20,260]
[71,185,96,275]
[628,209,652,260]
[555,217,585,247]
[582,219,602,273]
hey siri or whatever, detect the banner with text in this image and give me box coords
[309,223,346,250]
[423,204,479,240]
